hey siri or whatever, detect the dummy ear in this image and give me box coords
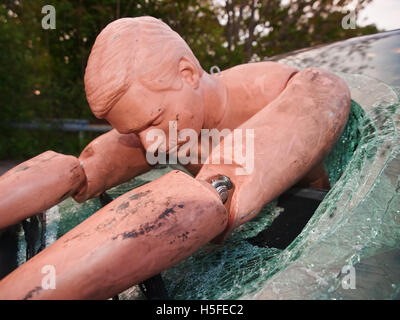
[178,57,200,89]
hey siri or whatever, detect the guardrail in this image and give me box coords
[10,119,112,133]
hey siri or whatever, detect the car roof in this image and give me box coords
[268,29,400,87]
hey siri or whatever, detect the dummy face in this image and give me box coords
[104,58,205,153]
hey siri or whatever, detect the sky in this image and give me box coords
[358,0,400,31]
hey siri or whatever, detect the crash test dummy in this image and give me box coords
[0,16,350,299]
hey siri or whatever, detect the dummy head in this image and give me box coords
[84,16,205,151]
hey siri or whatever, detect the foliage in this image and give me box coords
[0,0,379,159]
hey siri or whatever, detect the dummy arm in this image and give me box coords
[73,129,151,202]
[196,68,351,241]
[0,129,151,230]
[0,170,227,299]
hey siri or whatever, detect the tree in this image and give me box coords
[212,0,377,66]
[0,0,379,159]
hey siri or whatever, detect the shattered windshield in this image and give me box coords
[270,31,400,88]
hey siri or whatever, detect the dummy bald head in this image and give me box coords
[84,16,204,118]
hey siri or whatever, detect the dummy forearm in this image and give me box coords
[0,151,85,230]
[197,68,351,241]
[0,130,151,229]
[73,129,152,202]
[0,171,227,300]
